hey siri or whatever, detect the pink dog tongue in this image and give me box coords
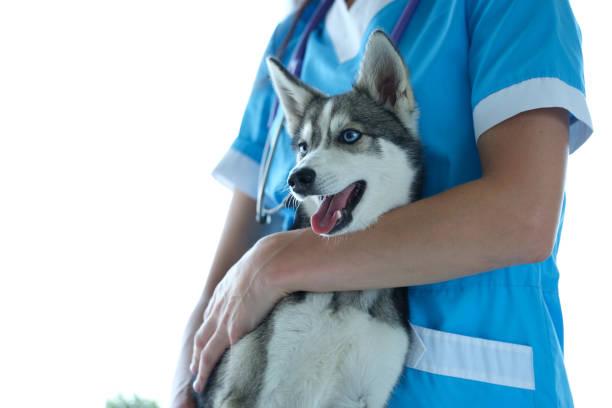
[310,183,358,235]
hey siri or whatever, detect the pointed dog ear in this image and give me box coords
[266,57,324,137]
[355,30,417,132]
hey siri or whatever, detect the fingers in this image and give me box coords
[190,318,216,375]
[188,276,255,394]
[193,326,229,393]
[190,296,221,374]
[227,309,246,346]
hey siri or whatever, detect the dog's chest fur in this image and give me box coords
[197,290,409,408]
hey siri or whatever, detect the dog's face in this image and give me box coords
[267,31,422,236]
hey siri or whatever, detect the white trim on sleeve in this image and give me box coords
[473,77,593,154]
[406,323,536,390]
[212,148,261,201]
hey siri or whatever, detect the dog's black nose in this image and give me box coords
[288,168,316,194]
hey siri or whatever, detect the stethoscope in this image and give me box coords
[256,0,420,224]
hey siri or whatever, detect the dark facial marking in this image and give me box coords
[293,97,328,152]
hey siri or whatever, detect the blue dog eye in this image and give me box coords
[340,129,362,144]
[298,142,308,153]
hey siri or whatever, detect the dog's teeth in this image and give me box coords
[334,210,342,224]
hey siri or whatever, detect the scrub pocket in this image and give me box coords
[389,324,536,408]
[406,323,535,390]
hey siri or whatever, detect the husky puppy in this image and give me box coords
[194,30,423,408]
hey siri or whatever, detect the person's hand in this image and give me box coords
[170,292,213,408]
[189,234,291,393]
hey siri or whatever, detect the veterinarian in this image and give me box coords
[171,0,592,406]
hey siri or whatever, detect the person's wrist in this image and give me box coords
[252,233,287,298]
[258,229,310,296]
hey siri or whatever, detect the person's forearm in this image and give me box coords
[269,177,554,293]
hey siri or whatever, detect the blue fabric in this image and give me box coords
[218,0,590,406]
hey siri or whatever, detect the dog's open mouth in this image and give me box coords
[310,181,366,235]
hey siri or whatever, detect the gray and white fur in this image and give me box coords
[194,30,423,408]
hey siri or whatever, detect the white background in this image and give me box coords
[0,1,609,407]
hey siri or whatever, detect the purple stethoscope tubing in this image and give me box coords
[256,0,420,224]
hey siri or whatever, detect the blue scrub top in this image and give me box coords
[213,1,593,406]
